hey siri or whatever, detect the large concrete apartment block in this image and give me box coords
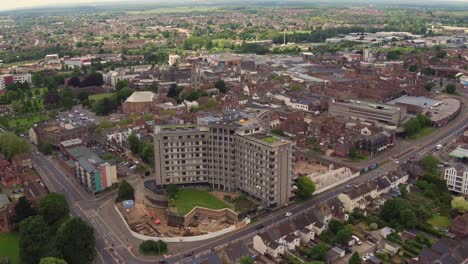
[328,100,407,126]
[154,111,294,209]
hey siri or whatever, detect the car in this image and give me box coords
[159,260,167,264]
[36,151,40,155]
[256,224,265,230]
[285,212,292,217]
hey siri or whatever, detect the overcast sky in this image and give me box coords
[2,0,468,11]
[1,0,124,11]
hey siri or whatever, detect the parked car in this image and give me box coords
[285,212,292,217]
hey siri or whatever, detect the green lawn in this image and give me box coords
[89,92,116,103]
[4,113,49,132]
[409,127,435,140]
[174,189,231,215]
[0,233,19,264]
[427,215,451,230]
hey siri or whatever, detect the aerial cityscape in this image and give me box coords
[0,0,467,264]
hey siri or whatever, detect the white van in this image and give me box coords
[352,235,362,245]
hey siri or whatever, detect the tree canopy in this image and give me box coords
[39,192,70,225]
[452,197,468,213]
[0,133,31,160]
[349,252,362,264]
[56,217,96,264]
[139,240,168,255]
[14,196,37,223]
[19,216,50,264]
[118,180,135,201]
[297,176,316,199]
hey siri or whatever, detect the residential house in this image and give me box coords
[326,247,345,264]
[451,214,468,239]
[12,154,32,173]
[411,237,468,264]
[221,241,251,264]
[253,231,285,258]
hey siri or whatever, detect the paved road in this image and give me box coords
[32,103,467,264]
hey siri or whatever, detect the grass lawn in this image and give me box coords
[89,92,116,103]
[409,127,435,140]
[0,233,19,264]
[427,215,451,230]
[5,113,49,132]
[174,189,230,215]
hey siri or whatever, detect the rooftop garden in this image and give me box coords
[261,136,278,143]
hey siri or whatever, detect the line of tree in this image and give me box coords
[17,193,96,264]
[128,133,154,165]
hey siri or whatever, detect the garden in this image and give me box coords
[0,233,19,264]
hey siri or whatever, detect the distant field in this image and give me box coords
[127,6,219,15]
[3,60,40,67]
[0,233,19,264]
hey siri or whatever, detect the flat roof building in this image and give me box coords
[328,99,407,126]
[154,110,294,209]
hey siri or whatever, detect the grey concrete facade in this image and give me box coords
[154,111,294,209]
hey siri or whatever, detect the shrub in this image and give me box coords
[139,240,167,255]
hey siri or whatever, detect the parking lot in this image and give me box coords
[56,105,100,127]
[335,241,376,264]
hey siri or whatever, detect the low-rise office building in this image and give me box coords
[328,99,407,126]
[154,110,294,209]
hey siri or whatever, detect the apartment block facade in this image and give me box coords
[444,164,468,195]
[154,111,294,209]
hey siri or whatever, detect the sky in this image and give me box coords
[2,0,468,11]
[1,0,123,11]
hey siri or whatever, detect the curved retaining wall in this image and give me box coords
[114,204,237,242]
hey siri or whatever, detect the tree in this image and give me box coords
[128,133,140,154]
[0,133,31,160]
[115,79,129,91]
[67,76,81,87]
[77,91,89,106]
[167,184,179,199]
[308,242,329,261]
[409,65,418,72]
[38,142,53,155]
[14,196,37,223]
[297,176,316,199]
[93,97,116,115]
[40,257,67,264]
[349,252,361,264]
[420,154,439,176]
[39,192,70,225]
[139,240,167,255]
[118,180,135,201]
[214,80,227,93]
[335,226,353,245]
[424,81,435,91]
[271,128,285,136]
[348,146,358,160]
[81,72,103,87]
[239,256,254,264]
[19,216,49,264]
[328,219,345,234]
[400,208,417,228]
[56,217,96,264]
[446,83,456,94]
[369,223,378,230]
[452,197,468,213]
[116,87,133,103]
[404,118,422,136]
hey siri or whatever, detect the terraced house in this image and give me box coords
[154,110,294,209]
